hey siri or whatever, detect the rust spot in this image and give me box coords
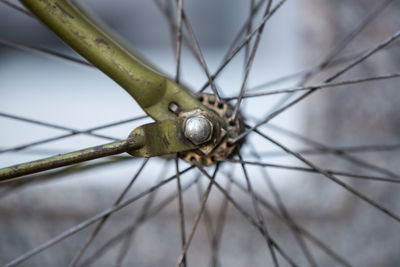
[95,38,109,47]
[163,136,169,148]
[55,2,74,19]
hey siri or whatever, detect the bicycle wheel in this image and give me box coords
[1,0,400,266]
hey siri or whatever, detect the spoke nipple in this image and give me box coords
[184,115,213,145]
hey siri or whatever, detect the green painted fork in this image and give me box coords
[0,0,225,182]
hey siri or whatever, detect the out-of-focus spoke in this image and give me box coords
[196,165,297,267]
[176,1,222,102]
[232,30,400,144]
[114,162,170,267]
[232,0,272,121]
[227,175,352,267]
[197,0,286,94]
[175,157,188,267]
[211,177,231,267]
[225,72,400,100]
[0,115,147,154]
[68,158,151,267]
[239,153,279,266]
[176,164,219,267]
[264,123,400,178]
[175,0,184,83]
[0,38,92,67]
[4,166,194,267]
[225,159,400,183]
[254,129,400,223]
[246,143,318,267]
[0,0,32,16]
[78,174,200,267]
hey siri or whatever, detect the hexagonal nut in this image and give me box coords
[183,115,213,145]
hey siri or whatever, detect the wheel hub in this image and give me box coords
[179,93,244,166]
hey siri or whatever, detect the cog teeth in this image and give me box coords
[179,93,244,166]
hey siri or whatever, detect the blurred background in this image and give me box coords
[1,0,400,266]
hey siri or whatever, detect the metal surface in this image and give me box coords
[180,94,244,166]
[19,0,225,126]
[0,0,235,179]
[184,116,212,144]
[0,119,196,181]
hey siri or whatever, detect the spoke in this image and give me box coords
[196,165,298,267]
[210,177,231,267]
[114,162,170,266]
[301,0,394,83]
[196,179,216,265]
[0,115,147,154]
[232,0,272,120]
[175,157,187,267]
[246,50,366,93]
[176,1,222,102]
[197,0,287,94]
[225,72,400,100]
[254,129,400,223]
[223,0,266,62]
[78,173,200,267]
[4,166,194,267]
[271,0,394,114]
[176,164,219,267]
[175,0,184,83]
[0,112,118,142]
[239,153,279,266]
[0,0,32,16]
[246,143,317,267]
[227,175,352,267]
[226,159,400,184]
[255,144,400,157]
[244,0,256,72]
[153,0,197,62]
[68,158,150,267]
[264,123,400,178]
[232,29,400,144]
[0,38,92,67]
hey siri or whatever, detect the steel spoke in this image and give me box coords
[232,29,400,144]
[196,165,298,267]
[68,158,150,267]
[176,164,219,267]
[227,175,352,267]
[0,112,118,142]
[113,162,170,267]
[246,143,318,267]
[78,173,200,267]
[0,38,92,67]
[264,123,400,178]
[232,0,272,121]
[176,1,222,102]
[175,157,188,267]
[195,179,216,265]
[197,0,286,94]
[4,166,194,267]
[225,159,400,184]
[225,72,400,100]
[0,115,147,155]
[254,129,400,222]
[175,0,184,83]
[0,0,32,16]
[239,153,279,266]
[210,177,231,267]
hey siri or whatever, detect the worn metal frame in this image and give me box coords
[0,0,226,180]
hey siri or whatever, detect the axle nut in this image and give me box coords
[184,116,212,145]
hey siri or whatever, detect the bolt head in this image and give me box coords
[184,116,212,144]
